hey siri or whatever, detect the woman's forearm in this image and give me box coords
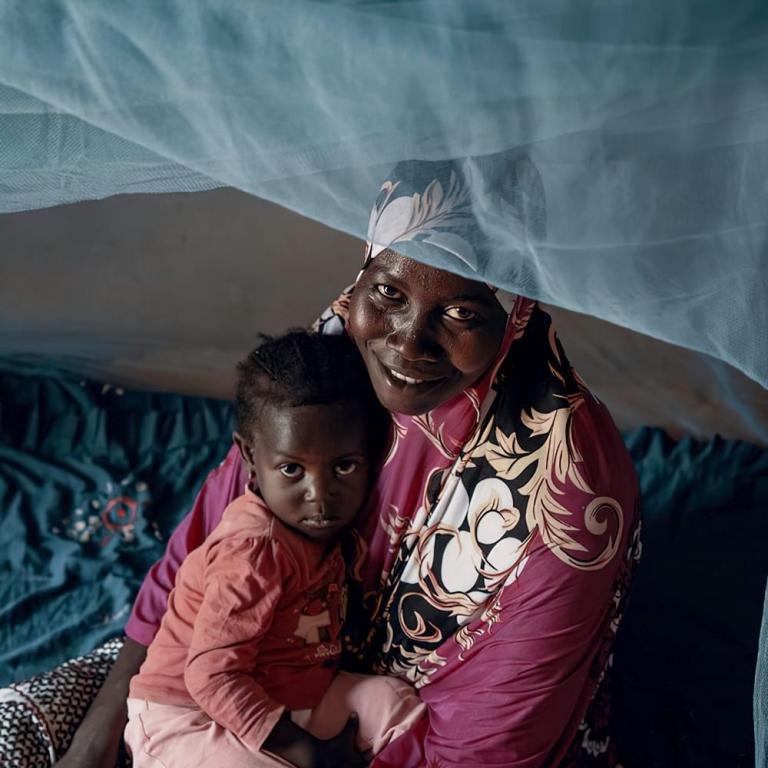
[54,636,147,767]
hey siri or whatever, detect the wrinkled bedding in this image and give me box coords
[0,358,233,683]
[615,429,768,766]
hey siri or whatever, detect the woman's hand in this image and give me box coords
[315,716,367,768]
[263,712,367,768]
[54,637,147,768]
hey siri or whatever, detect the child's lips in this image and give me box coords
[301,516,340,529]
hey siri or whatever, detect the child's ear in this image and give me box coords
[233,431,256,473]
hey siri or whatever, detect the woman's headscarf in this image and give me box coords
[318,153,640,766]
[363,151,546,314]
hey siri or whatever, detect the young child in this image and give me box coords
[124,331,425,768]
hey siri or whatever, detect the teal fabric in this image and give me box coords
[0,358,233,683]
[614,428,768,768]
[0,2,766,387]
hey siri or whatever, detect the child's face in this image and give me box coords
[237,402,372,544]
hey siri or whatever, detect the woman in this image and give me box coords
[59,154,640,768]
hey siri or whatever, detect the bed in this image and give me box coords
[0,358,765,766]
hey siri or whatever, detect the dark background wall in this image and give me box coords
[1,188,765,445]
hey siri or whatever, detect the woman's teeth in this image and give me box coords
[388,368,425,385]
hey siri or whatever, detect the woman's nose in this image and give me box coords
[386,311,440,362]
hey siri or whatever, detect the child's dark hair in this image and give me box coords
[236,330,389,458]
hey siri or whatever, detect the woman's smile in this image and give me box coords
[373,352,453,393]
[348,250,508,415]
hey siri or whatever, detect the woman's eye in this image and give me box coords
[334,460,358,476]
[444,306,478,321]
[279,463,303,478]
[375,284,402,300]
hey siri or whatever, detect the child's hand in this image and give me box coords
[316,715,367,768]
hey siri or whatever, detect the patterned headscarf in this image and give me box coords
[363,152,546,312]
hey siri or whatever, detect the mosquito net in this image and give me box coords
[0,1,766,387]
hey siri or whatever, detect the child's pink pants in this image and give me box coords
[124,671,425,767]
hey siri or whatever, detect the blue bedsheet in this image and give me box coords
[0,359,233,683]
[614,429,768,767]
[0,361,765,766]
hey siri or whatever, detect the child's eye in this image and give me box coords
[375,284,402,300]
[334,459,359,476]
[279,463,303,478]
[444,306,479,322]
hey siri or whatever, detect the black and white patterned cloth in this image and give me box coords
[0,638,129,768]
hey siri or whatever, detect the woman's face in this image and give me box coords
[348,250,508,415]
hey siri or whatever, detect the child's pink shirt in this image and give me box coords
[128,484,346,753]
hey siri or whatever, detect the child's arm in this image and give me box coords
[184,536,287,748]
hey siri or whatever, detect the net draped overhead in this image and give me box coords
[0,1,766,387]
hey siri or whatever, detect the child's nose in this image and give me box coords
[303,474,335,505]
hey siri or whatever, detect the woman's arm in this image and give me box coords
[53,637,146,768]
[264,712,366,768]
